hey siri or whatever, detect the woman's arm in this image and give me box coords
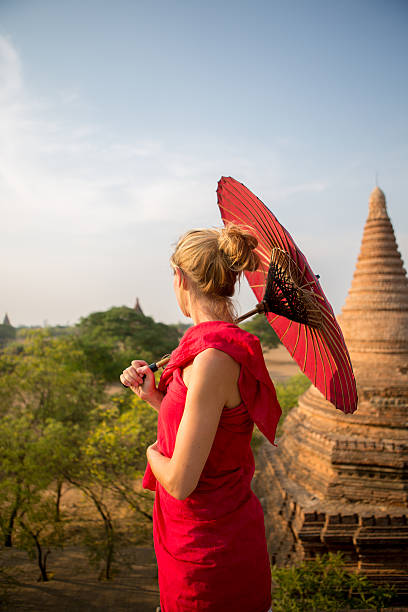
[120,360,164,412]
[146,348,239,499]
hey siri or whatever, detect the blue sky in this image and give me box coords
[1,0,407,326]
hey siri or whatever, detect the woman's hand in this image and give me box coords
[120,360,164,411]
[146,439,161,461]
[120,359,155,396]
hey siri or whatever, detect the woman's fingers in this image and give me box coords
[137,364,152,378]
[121,365,145,387]
[120,374,130,387]
[120,360,158,403]
[131,359,148,369]
[137,365,155,389]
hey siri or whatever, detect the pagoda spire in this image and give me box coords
[133,298,144,316]
[339,186,408,385]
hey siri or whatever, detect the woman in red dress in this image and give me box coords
[120,225,281,611]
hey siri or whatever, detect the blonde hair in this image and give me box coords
[171,224,260,319]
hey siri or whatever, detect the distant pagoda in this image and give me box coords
[133,298,144,315]
[2,313,11,326]
[256,187,408,597]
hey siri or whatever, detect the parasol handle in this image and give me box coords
[121,354,171,388]
[235,302,265,324]
[148,355,171,372]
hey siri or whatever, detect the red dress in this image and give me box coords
[143,321,281,612]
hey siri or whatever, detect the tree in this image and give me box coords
[0,329,104,425]
[274,374,311,435]
[0,326,159,582]
[64,393,157,579]
[0,324,16,349]
[241,314,280,348]
[0,331,103,553]
[87,394,157,517]
[0,413,44,548]
[0,414,69,581]
[17,497,65,582]
[76,306,181,381]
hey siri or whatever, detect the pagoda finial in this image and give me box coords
[134,298,144,315]
[368,185,387,220]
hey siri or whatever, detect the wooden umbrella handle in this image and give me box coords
[147,354,171,372]
[121,354,171,388]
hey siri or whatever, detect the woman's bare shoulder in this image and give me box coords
[182,348,240,394]
[192,347,239,374]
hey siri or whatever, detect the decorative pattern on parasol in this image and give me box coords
[217,176,358,414]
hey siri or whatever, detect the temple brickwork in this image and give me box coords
[255,187,408,597]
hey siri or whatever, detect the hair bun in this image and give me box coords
[170,224,260,316]
[217,224,260,273]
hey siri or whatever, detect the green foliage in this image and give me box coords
[0,323,159,581]
[271,552,395,612]
[17,497,65,582]
[275,374,311,434]
[76,306,180,381]
[251,374,311,444]
[80,522,118,581]
[0,411,68,579]
[169,322,191,334]
[61,391,157,579]
[0,330,103,558]
[250,426,264,452]
[275,373,311,411]
[0,324,16,348]
[241,314,280,348]
[0,311,173,582]
[251,375,311,446]
[46,325,73,337]
[84,394,157,492]
[0,329,104,423]
[0,413,43,548]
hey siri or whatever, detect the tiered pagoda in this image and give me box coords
[256,187,408,596]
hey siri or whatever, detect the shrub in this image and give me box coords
[271,552,395,612]
[241,314,280,348]
[274,373,310,435]
[76,306,181,381]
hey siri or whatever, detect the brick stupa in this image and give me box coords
[255,187,408,595]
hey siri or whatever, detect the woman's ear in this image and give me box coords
[174,267,183,288]
[175,267,190,290]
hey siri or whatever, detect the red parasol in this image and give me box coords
[217,176,358,414]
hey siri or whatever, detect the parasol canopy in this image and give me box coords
[217,176,358,414]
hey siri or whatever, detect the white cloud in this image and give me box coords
[0,36,207,238]
[0,34,329,234]
[0,35,22,102]
[277,181,327,197]
[0,35,333,326]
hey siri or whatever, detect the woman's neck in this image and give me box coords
[188,296,233,326]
